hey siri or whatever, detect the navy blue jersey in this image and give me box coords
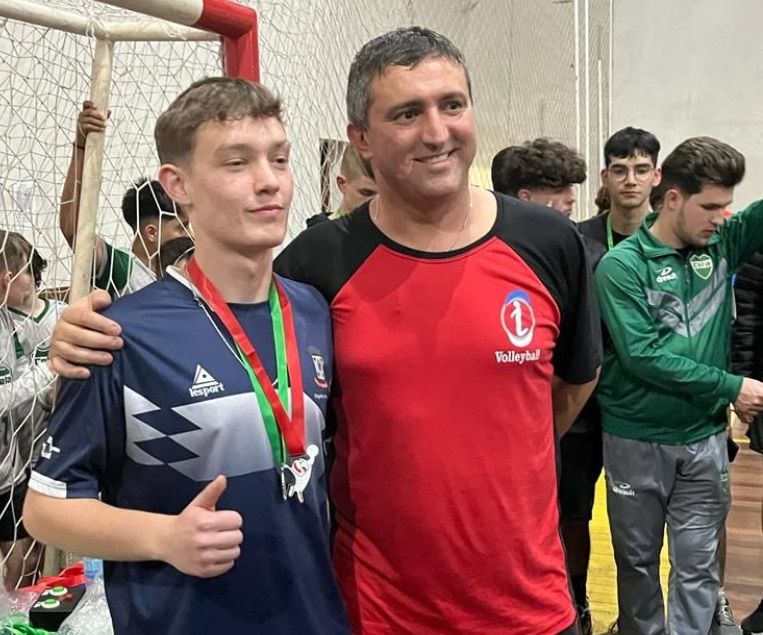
[30,270,348,635]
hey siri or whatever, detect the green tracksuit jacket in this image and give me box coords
[595,200,763,444]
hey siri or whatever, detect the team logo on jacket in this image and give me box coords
[689,254,713,280]
[308,347,329,389]
[500,290,536,347]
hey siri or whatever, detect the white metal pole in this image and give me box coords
[69,38,114,302]
[573,0,581,154]
[96,0,203,27]
[597,57,604,220]
[583,0,590,215]
[0,0,215,41]
[608,0,613,136]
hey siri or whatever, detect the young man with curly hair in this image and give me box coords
[491,138,587,217]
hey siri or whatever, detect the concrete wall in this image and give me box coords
[612,0,763,209]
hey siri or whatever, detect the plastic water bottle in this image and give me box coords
[83,557,104,584]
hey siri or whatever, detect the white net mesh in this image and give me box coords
[0,1,222,590]
[256,0,612,227]
[0,0,611,594]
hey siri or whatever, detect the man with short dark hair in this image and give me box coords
[46,27,601,634]
[596,136,763,635]
[565,128,662,633]
[491,138,586,217]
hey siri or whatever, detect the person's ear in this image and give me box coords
[347,124,372,160]
[158,163,191,208]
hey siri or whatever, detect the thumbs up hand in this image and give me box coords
[161,475,243,578]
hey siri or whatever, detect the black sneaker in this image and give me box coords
[714,592,742,634]
[742,600,763,635]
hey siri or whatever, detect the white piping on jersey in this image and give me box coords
[165,266,257,375]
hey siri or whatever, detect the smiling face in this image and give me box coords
[348,56,476,206]
[160,116,293,256]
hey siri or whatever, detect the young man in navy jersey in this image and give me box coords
[23,78,349,635]
[46,28,601,635]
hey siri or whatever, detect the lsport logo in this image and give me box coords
[500,290,536,348]
[189,364,225,398]
[40,435,61,460]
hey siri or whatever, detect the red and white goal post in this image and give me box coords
[0,0,257,585]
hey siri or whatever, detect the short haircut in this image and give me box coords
[604,127,660,167]
[347,26,472,131]
[121,178,177,232]
[0,230,47,289]
[159,236,195,274]
[660,136,745,196]
[154,77,283,166]
[491,138,586,197]
[340,145,374,182]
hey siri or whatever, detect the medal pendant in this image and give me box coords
[281,445,319,503]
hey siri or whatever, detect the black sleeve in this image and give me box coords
[305,213,330,228]
[496,196,602,384]
[552,228,602,383]
[275,205,381,304]
[577,213,608,269]
[732,251,763,379]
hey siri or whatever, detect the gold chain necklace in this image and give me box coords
[372,193,472,251]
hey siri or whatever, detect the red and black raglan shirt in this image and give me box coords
[275,193,601,635]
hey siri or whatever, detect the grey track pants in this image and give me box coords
[603,432,730,635]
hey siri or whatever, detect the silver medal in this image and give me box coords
[281,444,319,503]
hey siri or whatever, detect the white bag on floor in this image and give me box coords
[58,579,114,635]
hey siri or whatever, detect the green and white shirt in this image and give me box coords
[0,307,56,493]
[94,240,155,299]
[9,298,67,363]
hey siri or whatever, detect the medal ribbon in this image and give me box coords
[605,213,614,251]
[186,258,305,465]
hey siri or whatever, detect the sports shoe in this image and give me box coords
[742,599,763,635]
[714,592,742,635]
[576,601,592,635]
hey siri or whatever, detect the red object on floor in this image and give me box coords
[19,562,86,594]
